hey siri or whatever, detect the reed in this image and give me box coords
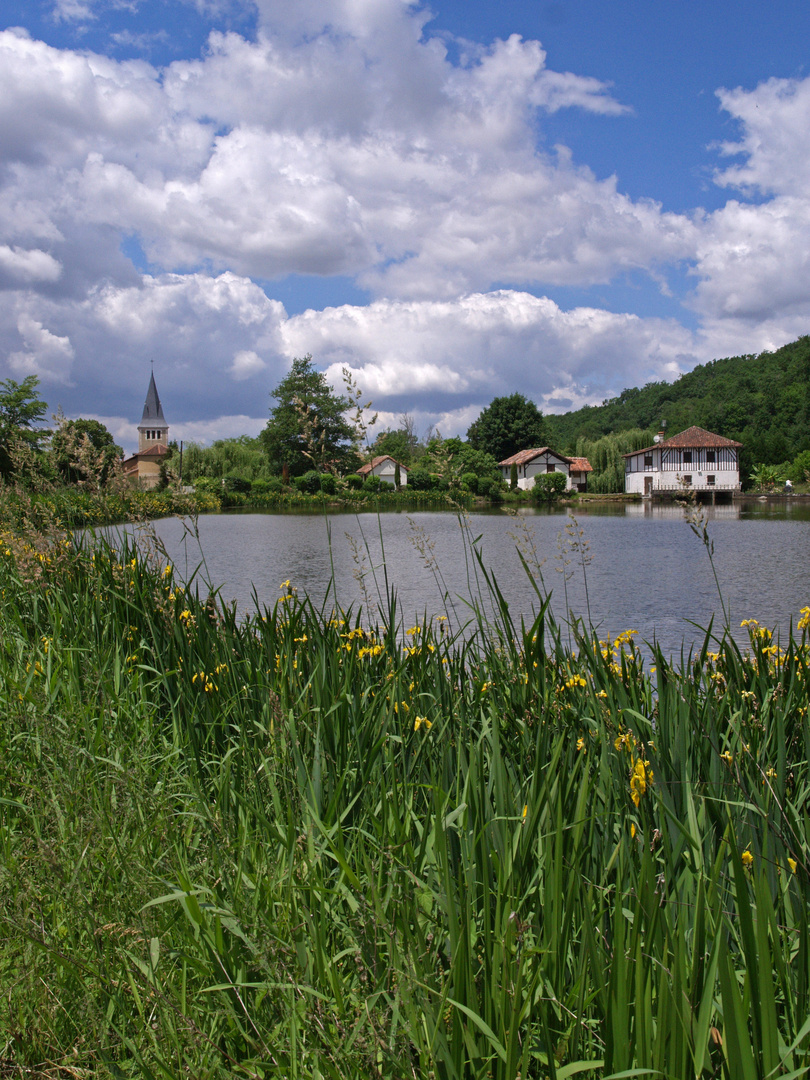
[1,503,809,1079]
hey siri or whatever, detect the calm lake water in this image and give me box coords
[114,499,810,657]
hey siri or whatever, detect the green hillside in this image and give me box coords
[545,335,810,473]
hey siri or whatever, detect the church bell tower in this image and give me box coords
[137,370,169,453]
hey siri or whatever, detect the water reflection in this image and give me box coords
[108,501,810,659]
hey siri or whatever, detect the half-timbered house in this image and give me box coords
[499,447,575,491]
[623,426,742,496]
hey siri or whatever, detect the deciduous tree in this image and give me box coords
[0,376,48,479]
[467,393,546,462]
[261,356,356,477]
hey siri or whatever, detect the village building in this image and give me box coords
[568,457,593,493]
[358,455,408,486]
[122,371,170,489]
[623,426,742,497]
[498,447,586,492]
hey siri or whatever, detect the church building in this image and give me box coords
[122,371,170,489]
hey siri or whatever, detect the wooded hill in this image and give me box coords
[545,334,810,473]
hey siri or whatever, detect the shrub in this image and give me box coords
[223,474,252,494]
[319,473,337,495]
[789,449,810,483]
[345,473,363,490]
[532,472,567,503]
[251,478,285,495]
[294,470,323,495]
[477,476,495,499]
[363,475,384,493]
[461,472,478,494]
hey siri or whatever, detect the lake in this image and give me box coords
[112,498,810,657]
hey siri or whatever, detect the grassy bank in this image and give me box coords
[0,483,221,530]
[1,505,809,1079]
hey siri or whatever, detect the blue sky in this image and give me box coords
[2,0,810,453]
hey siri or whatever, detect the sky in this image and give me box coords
[2,0,810,455]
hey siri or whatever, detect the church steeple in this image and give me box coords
[137,370,169,453]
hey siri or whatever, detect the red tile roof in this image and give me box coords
[122,444,169,467]
[568,457,593,473]
[358,455,405,476]
[623,426,742,457]
[499,447,572,466]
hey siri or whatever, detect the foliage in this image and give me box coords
[222,473,252,494]
[0,375,49,479]
[371,426,419,465]
[293,469,324,494]
[49,417,123,486]
[532,470,567,502]
[2,504,810,1078]
[749,462,786,491]
[467,392,546,462]
[261,355,356,477]
[510,460,518,490]
[407,467,440,491]
[477,475,501,500]
[345,473,363,490]
[788,449,810,483]
[180,435,272,484]
[572,428,656,494]
[437,437,501,484]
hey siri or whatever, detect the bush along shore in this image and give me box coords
[2,504,810,1079]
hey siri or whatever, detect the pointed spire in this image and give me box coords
[139,370,167,428]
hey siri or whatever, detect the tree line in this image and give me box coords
[3,335,809,495]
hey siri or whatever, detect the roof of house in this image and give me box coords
[568,457,593,473]
[623,426,743,457]
[499,447,573,467]
[123,444,170,467]
[138,371,168,429]
[358,455,406,476]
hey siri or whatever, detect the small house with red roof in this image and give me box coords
[358,455,408,486]
[568,457,593,493]
[499,447,588,492]
[623,426,742,496]
[122,371,170,489]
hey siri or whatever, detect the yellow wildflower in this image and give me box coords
[788,857,798,874]
[413,716,432,731]
[741,849,754,869]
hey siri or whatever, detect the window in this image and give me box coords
[682,475,692,485]
[707,475,716,485]
[546,464,556,473]
[682,450,692,464]
[706,450,716,464]
[644,454,653,470]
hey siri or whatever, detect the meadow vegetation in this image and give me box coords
[1,490,810,1079]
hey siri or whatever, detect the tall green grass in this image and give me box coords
[1,510,809,1079]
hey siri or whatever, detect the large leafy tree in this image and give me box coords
[261,355,356,477]
[0,376,49,479]
[50,418,122,486]
[466,393,546,462]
